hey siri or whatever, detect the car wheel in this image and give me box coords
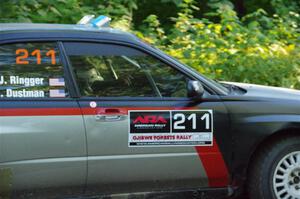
[248,135,300,199]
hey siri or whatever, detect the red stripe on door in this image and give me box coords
[0,107,182,116]
[0,108,82,116]
[195,138,229,187]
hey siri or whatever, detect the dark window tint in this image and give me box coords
[65,42,189,98]
[0,43,68,98]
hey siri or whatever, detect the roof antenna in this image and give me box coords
[90,15,111,28]
[77,15,95,25]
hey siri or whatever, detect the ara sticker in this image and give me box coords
[128,110,213,147]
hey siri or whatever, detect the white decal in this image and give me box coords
[9,76,44,86]
[173,113,186,130]
[129,110,213,147]
[49,78,65,86]
[201,113,210,130]
[188,113,197,129]
[90,101,97,108]
[0,76,4,85]
[49,89,65,98]
[6,89,44,98]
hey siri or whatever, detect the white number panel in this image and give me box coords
[128,110,213,147]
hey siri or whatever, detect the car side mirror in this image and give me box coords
[187,80,204,99]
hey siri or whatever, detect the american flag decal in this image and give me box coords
[49,89,65,98]
[49,78,65,86]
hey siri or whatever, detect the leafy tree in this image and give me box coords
[0,0,137,29]
[0,0,299,89]
[138,0,300,88]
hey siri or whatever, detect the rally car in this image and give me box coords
[0,22,299,199]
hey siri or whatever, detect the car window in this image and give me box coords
[0,42,69,98]
[64,42,190,98]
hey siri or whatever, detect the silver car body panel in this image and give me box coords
[0,109,87,194]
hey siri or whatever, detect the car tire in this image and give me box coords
[248,135,300,199]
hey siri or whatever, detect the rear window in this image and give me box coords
[0,42,69,98]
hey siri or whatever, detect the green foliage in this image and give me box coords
[0,0,299,89]
[0,0,137,30]
[138,0,300,89]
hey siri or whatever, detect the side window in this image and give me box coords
[64,42,190,98]
[0,42,68,98]
[141,56,189,97]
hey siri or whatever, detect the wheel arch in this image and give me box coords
[246,127,300,177]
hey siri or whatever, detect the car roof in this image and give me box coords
[0,23,139,43]
[0,23,127,34]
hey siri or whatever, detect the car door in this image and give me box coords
[63,41,231,194]
[0,42,87,198]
